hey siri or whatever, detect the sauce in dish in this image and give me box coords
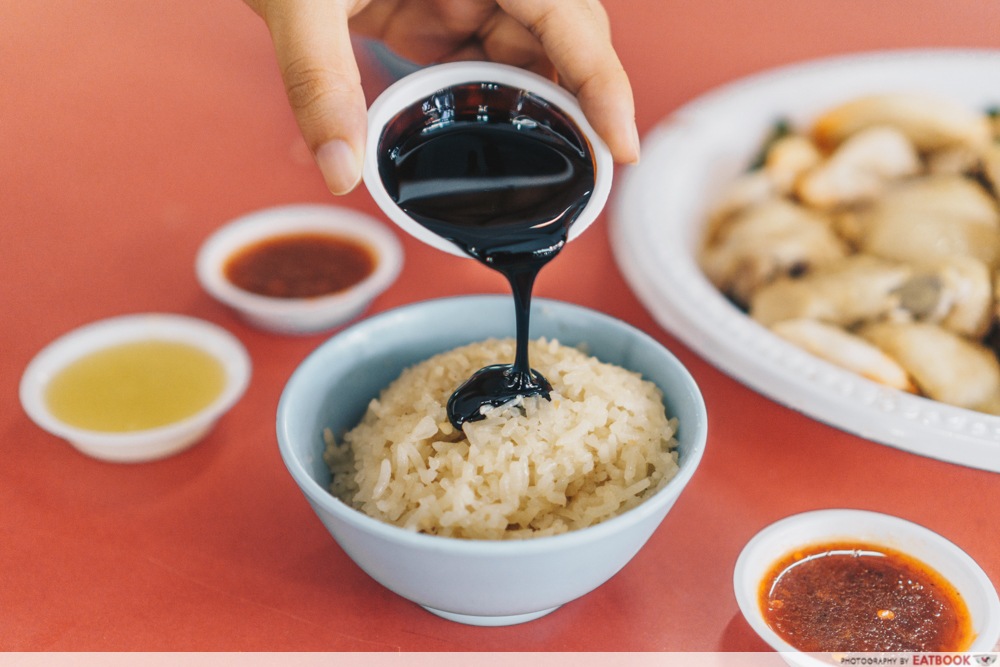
[377,81,596,428]
[45,340,227,432]
[224,232,376,299]
[760,541,974,652]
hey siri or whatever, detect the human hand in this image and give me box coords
[243,0,639,195]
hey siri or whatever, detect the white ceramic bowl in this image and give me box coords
[734,509,1000,665]
[276,295,707,626]
[363,61,613,257]
[20,313,251,463]
[196,204,403,334]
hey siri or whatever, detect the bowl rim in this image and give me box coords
[733,508,1000,657]
[195,203,403,316]
[19,312,251,451]
[362,61,614,258]
[276,294,708,554]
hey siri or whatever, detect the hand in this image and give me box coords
[244,0,640,195]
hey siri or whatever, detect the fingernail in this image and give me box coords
[629,122,641,163]
[315,139,362,195]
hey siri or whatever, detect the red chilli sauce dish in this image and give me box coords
[734,509,1000,664]
[196,204,403,335]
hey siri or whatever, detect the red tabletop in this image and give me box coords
[3,0,999,652]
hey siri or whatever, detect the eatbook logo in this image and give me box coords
[834,654,999,666]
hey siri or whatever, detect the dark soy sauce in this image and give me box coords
[377,82,596,428]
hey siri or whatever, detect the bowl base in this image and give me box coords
[421,605,560,626]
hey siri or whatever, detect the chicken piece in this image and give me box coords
[811,93,992,152]
[764,134,823,192]
[750,254,911,327]
[700,199,848,306]
[982,143,1000,197]
[973,394,1000,416]
[875,174,998,225]
[796,126,921,209]
[859,321,1000,412]
[707,134,822,227]
[770,318,915,391]
[705,169,777,233]
[991,271,1000,326]
[849,175,1000,267]
[925,145,982,177]
[891,256,993,338]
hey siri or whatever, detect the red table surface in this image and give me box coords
[3,0,999,652]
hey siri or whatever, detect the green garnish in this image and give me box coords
[748,118,792,171]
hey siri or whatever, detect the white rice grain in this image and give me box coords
[324,338,679,540]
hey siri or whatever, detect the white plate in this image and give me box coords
[611,49,1000,473]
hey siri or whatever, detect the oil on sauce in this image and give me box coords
[224,233,375,299]
[377,81,595,428]
[760,541,974,653]
[45,340,226,432]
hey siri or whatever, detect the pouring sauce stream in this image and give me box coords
[377,82,596,428]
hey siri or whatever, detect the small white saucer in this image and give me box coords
[734,509,1000,665]
[196,204,403,335]
[20,313,251,463]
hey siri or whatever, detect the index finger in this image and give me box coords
[248,0,370,194]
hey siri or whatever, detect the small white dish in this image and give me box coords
[196,204,403,334]
[20,313,251,463]
[612,49,1000,472]
[734,509,1000,665]
[363,61,613,258]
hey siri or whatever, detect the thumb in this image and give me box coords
[257,0,367,195]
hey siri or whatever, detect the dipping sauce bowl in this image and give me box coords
[734,509,1000,665]
[362,61,614,257]
[20,313,251,463]
[197,204,403,334]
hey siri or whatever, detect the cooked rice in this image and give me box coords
[323,338,679,540]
